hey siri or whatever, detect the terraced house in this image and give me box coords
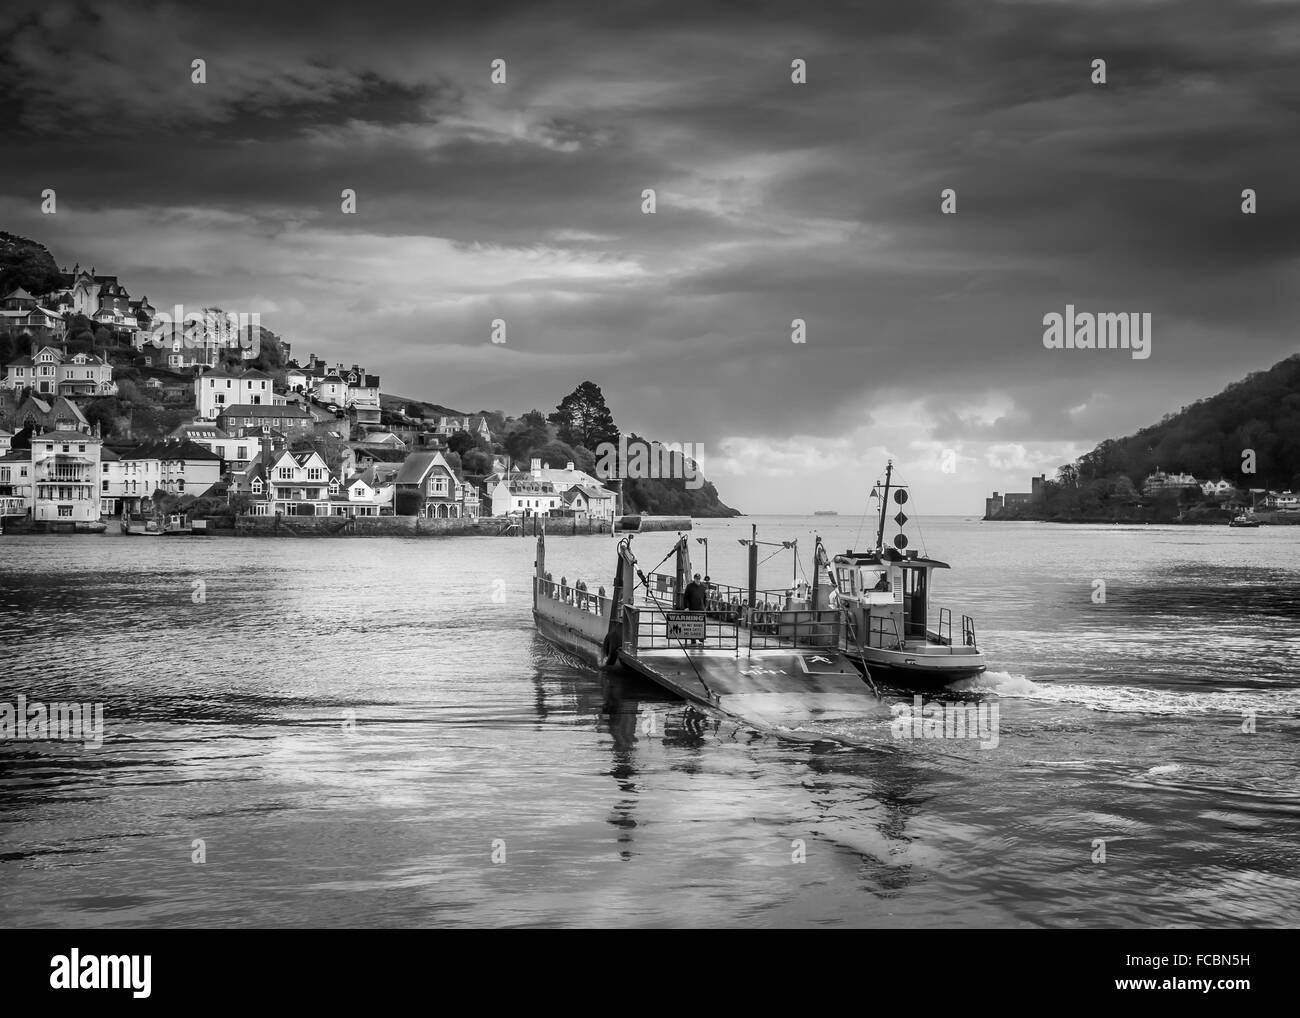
[101,440,222,517]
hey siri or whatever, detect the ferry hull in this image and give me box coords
[618,647,877,728]
[533,601,617,669]
[848,655,985,692]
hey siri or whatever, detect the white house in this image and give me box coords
[1200,479,1237,499]
[0,449,33,518]
[32,429,102,524]
[111,440,223,514]
[338,464,398,516]
[562,483,617,520]
[1264,491,1299,510]
[169,421,256,471]
[1,346,117,397]
[315,374,348,406]
[489,474,562,517]
[195,367,274,420]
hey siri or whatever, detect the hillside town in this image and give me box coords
[0,265,624,532]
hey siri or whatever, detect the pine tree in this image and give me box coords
[548,381,619,450]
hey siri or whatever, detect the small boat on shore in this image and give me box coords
[1228,513,1260,528]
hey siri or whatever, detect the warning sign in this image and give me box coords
[665,612,705,640]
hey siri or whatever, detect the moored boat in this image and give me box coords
[1228,513,1260,528]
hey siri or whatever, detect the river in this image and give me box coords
[1,517,1297,927]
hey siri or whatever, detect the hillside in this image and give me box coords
[1074,353,1300,490]
[991,352,1300,522]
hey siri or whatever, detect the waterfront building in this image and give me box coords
[338,464,398,516]
[243,447,341,516]
[394,450,479,518]
[488,473,562,517]
[561,483,617,520]
[1263,490,1299,510]
[108,440,223,515]
[31,429,101,524]
[0,448,33,518]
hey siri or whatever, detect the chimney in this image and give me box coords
[565,461,574,473]
[531,457,541,478]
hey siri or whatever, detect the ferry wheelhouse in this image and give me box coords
[825,461,985,689]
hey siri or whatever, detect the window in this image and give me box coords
[237,446,247,459]
[78,444,85,453]
[62,445,69,453]
[102,481,108,492]
[252,478,263,493]
[278,467,293,479]
[58,505,72,517]
[46,444,53,452]
[308,468,322,481]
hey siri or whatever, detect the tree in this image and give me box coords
[531,439,579,470]
[461,449,494,476]
[548,381,619,450]
[504,409,550,462]
[446,430,477,457]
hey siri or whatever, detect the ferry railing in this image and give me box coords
[535,576,612,618]
[628,606,738,651]
[746,609,842,650]
[935,608,952,646]
[866,614,903,651]
[961,615,978,649]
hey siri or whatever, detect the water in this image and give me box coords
[1,517,1297,928]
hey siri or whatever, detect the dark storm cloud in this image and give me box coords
[1,0,1298,509]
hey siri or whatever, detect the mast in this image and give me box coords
[875,460,893,554]
[747,522,757,610]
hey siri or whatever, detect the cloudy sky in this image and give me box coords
[2,0,1298,513]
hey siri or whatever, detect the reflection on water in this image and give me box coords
[1,520,1298,928]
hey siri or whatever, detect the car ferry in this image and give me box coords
[532,526,882,732]
[824,461,986,689]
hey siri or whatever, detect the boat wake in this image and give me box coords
[956,669,1300,717]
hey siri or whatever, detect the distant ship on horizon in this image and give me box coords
[813,510,839,516]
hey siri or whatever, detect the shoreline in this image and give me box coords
[0,514,695,537]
